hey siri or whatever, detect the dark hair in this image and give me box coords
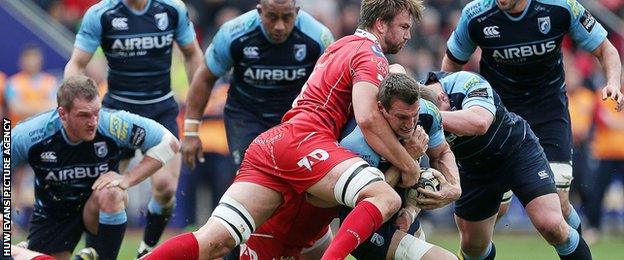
[378,73,421,109]
[358,0,424,29]
[57,75,99,110]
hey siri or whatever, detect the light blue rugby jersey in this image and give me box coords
[11,108,166,216]
[339,99,445,169]
[75,0,196,104]
[446,0,607,123]
[205,9,333,123]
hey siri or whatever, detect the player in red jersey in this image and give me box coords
[142,1,425,259]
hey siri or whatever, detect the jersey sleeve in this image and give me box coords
[351,45,388,86]
[98,110,166,152]
[170,0,197,46]
[75,4,105,53]
[297,10,335,53]
[421,100,445,149]
[565,0,607,52]
[10,123,31,169]
[205,24,235,77]
[10,111,59,169]
[446,5,478,63]
[457,72,496,114]
[339,119,382,167]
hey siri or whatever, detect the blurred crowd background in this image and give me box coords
[1,0,623,245]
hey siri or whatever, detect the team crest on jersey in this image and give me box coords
[294,44,307,61]
[155,13,169,31]
[94,141,108,158]
[538,17,551,34]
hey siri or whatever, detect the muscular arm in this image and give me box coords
[64,48,94,77]
[352,82,419,186]
[441,106,494,136]
[179,40,204,85]
[426,142,459,186]
[441,53,464,72]
[591,39,624,111]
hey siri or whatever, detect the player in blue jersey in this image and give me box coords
[64,0,203,256]
[417,70,592,259]
[442,0,623,234]
[181,0,333,170]
[339,72,460,260]
[10,76,180,260]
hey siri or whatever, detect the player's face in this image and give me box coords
[257,0,299,44]
[380,99,420,139]
[60,97,101,142]
[381,10,412,54]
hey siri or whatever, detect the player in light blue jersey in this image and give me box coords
[10,76,180,260]
[64,0,203,255]
[418,70,592,259]
[339,72,460,260]
[181,0,333,170]
[442,0,623,234]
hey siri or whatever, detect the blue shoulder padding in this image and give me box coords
[446,0,494,61]
[339,118,382,167]
[75,0,116,53]
[10,110,61,168]
[98,109,166,152]
[158,0,196,46]
[295,10,334,52]
[205,10,259,76]
[419,99,445,148]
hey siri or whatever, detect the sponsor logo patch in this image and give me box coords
[130,125,146,147]
[580,10,596,32]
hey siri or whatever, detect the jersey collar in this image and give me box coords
[355,29,379,43]
[502,0,532,22]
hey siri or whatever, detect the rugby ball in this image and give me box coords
[405,168,440,204]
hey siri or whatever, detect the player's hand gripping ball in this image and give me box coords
[405,168,440,205]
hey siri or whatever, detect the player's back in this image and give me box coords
[283,30,389,138]
[427,71,528,171]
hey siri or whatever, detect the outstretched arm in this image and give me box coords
[591,39,623,111]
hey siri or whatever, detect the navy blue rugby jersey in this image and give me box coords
[11,109,167,217]
[205,9,333,123]
[425,71,529,171]
[75,0,196,104]
[446,0,606,122]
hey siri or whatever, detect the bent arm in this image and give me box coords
[592,39,622,90]
[441,53,464,72]
[427,142,459,186]
[127,132,180,187]
[441,106,494,136]
[64,48,94,77]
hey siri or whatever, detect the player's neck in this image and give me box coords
[124,0,148,12]
[505,0,528,15]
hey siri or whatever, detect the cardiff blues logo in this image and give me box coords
[155,13,169,31]
[294,44,307,61]
[538,17,551,34]
[94,141,108,158]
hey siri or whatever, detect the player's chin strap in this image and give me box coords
[550,162,573,191]
[145,131,178,165]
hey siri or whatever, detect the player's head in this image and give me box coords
[57,75,101,142]
[495,0,525,12]
[378,73,421,139]
[421,82,450,111]
[358,0,424,54]
[257,0,299,44]
[19,44,43,75]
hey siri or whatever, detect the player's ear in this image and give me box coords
[58,106,67,121]
[295,6,300,14]
[377,101,385,113]
[256,4,263,15]
[374,18,386,34]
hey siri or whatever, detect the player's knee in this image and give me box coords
[333,161,386,208]
[460,237,490,256]
[151,180,176,203]
[394,233,434,260]
[210,195,256,246]
[535,218,568,245]
[95,187,126,212]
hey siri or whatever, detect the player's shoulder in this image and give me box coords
[461,0,497,21]
[13,109,62,145]
[85,0,119,17]
[154,0,189,14]
[419,99,441,117]
[218,10,261,40]
[295,10,333,45]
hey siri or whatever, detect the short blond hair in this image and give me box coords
[358,0,424,29]
[57,75,99,110]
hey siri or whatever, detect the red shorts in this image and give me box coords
[236,122,357,195]
[241,222,333,260]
